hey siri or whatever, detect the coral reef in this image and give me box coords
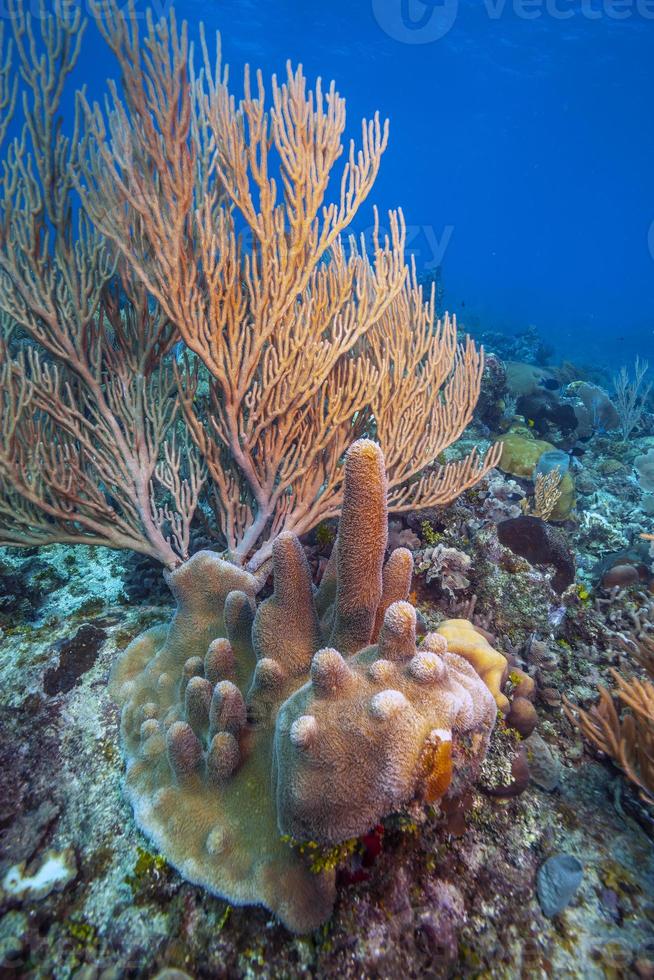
[3,408,654,974]
[564,630,654,805]
[497,516,576,593]
[0,1,654,975]
[110,442,498,931]
[414,544,472,595]
[479,472,525,522]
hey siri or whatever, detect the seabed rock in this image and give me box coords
[537,853,584,917]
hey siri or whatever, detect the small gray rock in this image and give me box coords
[525,732,561,792]
[537,854,583,917]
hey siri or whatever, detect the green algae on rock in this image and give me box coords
[110,441,499,932]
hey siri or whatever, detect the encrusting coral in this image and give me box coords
[111,441,500,932]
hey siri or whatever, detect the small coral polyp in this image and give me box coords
[111,441,499,932]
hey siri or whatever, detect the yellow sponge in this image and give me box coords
[436,619,509,712]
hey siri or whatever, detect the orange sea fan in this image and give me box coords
[564,635,654,806]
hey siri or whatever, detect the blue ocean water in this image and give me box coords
[66,0,654,368]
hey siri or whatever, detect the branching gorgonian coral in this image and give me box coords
[77,1,500,570]
[0,1,202,567]
[564,631,654,806]
[0,0,498,572]
[613,356,652,441]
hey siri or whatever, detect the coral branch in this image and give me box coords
[80,2,498,569]
[0,3,198,567]
[564,632,654,806]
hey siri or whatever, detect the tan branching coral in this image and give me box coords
[0,23,16,148]
[522,467,563,522]
[111,441,499,932]
[78,2,499,570]
[0,1,202,567]
[1,0,497,573]
[632,631,654,677]
[564,633,654,806]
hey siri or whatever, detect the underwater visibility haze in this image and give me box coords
[0,0,653,977]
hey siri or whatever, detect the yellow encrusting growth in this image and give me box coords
[436,619,510,713]
[415,729,453,803]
